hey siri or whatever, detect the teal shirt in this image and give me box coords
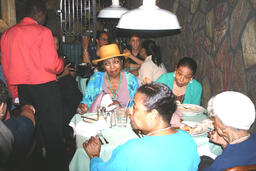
[156,72,202,105]
[90,130,200,171]
[81,71,139,108]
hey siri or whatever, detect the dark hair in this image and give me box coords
[129,34,141,41]
[141,40,162,67]
[177,57,197,75]
[25,0,47,17]
[137,82,177,123]
[96,31,109,40]
[0,80,9,105]
[97,56,125,72]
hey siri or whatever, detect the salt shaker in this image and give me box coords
[106,111,111,128]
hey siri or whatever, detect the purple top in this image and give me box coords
[102,72,130,107]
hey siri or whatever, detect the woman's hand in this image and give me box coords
[77,103,88,114]
[82,36,90,50]
[109,100,121,108]
[123,49,131,59]
[83,136,101,159]
[82,49,91,64]
[142,77,152,85]
[208,130,228,148]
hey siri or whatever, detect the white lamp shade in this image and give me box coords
[116,0,181,30]
[98,0,128,19]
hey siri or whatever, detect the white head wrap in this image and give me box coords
[207,91,255,130]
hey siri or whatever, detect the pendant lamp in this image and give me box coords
[116,0,181,30]
[98,0,128,19]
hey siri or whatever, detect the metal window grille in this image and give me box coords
[57,0,104,65]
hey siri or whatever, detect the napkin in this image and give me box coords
[88,92,117,113]
[202,119,214,130]
[170,110,184,127]
[69,117,108,138]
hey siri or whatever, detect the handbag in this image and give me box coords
[88,91,105,113]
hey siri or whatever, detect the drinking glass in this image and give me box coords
[115,108,128,128]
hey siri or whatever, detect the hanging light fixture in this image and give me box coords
[98,0,128,19]
[116,0,181,31]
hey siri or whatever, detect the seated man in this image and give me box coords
[203,91,256,171]
[0,80,35,169]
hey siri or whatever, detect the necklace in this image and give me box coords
[106,72,122,100]
[173,80,187,96]
[230,134,250,144]
[147,126,172,136]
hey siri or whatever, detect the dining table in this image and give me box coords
[69,111,222,171]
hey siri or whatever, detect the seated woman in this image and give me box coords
[83,82,200,171]
[203,91,256,171]
[77,44,139,114]
[156,57,202,105]
[137,39,167,86]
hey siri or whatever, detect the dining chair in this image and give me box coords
[224,164,256,171]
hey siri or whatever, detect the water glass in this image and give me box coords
[115,108,128,128]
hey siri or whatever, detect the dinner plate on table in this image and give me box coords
[177,104,207,116]
[180,121,209,136]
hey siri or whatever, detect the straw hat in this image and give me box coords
[92,44,128,64]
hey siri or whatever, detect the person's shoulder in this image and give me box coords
[125,71,137,80]
[157,72,173,81]
[37,25,52,33]
[117,138,142,153]
[91,71,104,78]
[174,130,196,142]
[161,72,173,78]
[190,79,202,89]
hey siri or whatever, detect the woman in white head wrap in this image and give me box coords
[203,91,256,171]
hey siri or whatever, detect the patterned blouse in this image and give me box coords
[80,71,139,108]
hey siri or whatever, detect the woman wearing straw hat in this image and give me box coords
[76,44,139,114]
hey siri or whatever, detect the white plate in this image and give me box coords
[177,104,206,116]
[180,121,208,136]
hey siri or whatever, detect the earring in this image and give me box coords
[190,79,193,83]
[173,73,175,77]
[148,122,152,128]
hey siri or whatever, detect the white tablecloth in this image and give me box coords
[69,113,222,171]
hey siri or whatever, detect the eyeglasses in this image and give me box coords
[176,70,193,80]
[103,59,120,67]
[100,38,108,41]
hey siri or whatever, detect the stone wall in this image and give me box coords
[150,0,256,107]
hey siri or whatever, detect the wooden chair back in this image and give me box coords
[224,164,256,171]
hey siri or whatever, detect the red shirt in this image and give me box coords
[1,17,64,87]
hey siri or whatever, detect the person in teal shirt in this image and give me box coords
[157,57,202,105]
[83,83,200,171]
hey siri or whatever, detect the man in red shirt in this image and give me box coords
[1,0,65,170]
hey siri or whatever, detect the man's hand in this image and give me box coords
[57,63,76,79]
